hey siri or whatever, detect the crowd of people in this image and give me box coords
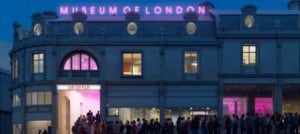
[72,110,300,134]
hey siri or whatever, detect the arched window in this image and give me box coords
[13,94,21,107]
[63,52,98,70]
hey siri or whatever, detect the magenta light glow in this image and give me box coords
[63,53,98,70]
[59,5,206,16]
[255,98,273,115]
[58,90,100,130]
[223,97,247,117]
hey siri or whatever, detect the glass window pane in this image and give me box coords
[26,93,31,105]
[243,46,249,53]
[33,61,39,73]
[13,95,21,107]
[250,53,256,64]
[108,108,119,116]
[123,53,132,75]
[72,54,80,70]
[250,46,256,52]
[184,51,198,73]
[32,92,38,105]
[13,124,22,134]
[26,121,51,134]
[90,58,98,70]
[33,54,39,60]
[45,92,52,105]
[13,59,18,78]
[64,58,71,70]
[39,53,44,60]
[81,54,89,70]
[39,60,44,73]
[243,53,249,65]
[38,92,45,105]
[133,53,142,75]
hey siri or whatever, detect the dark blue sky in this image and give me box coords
[0,0,288,43]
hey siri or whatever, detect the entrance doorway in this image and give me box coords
[223,97,247,117]
[57,84,101,134]
[255,98,273,115]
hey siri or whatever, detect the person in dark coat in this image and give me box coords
[225,115,232,134]
[42,129,48,134]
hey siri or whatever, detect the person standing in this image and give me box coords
[191,116,200,134]
[245,113,253,134]
[42,129,48,134]
[207,117,214,134]
[232,114,239,134]
[225,115,232,134]
[240,114,245,134]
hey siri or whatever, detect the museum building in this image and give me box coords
[10,1,300,134]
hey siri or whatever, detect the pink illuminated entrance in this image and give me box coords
[255,98,273,115]
[223,97,273,116]
[57,84,101,134]
[223,97,247,117]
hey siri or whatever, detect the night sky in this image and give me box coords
[0,0,289,43]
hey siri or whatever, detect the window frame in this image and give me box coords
[62,52,98,71]
[13,94,21,107]
[26,91,52,106]
[121,51,143,77]
[13,123,22,134]
[12,58,19,79]
[242,44,257,66]
[32,53,44,74]
[183,50,199,74]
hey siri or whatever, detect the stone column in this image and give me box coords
[218,82,224,117]
[101,83,107,121]
[159,83,166,123]
[51,89,57,134]
[273,83,283,113]
[247,96,255,114]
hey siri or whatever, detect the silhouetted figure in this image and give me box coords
[42,129,48,134]
[225,115,232,134]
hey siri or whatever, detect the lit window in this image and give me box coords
[12,58,18,79]
[13,94,21,107]
[33,53,44,73]
[27,121,51,134]
[13,124,22,134]
[108,108,119,116]
[122,52,142,76]
[26,91,52,106]
[63,53,98,70]
[184,51,198,73]
[242,45,256,66]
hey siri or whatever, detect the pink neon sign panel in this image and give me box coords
[59,5,206,16]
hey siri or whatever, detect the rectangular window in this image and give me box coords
[27,121,51,134]
[184,51,198,73]
[13,124,22,134]
[26,93,31,105]
[45,92,52,105]
[33,53,44,73]
[31,92,38,105]
[242,45,256,66]
[26,91,52,106]
[13,94,21,107]
[108,108,119,116]
[122,52,142,76]
[37,92,45,105]
[12,58,18,78]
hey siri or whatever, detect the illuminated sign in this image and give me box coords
[59,5,206,16]
[57,84,101,90]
